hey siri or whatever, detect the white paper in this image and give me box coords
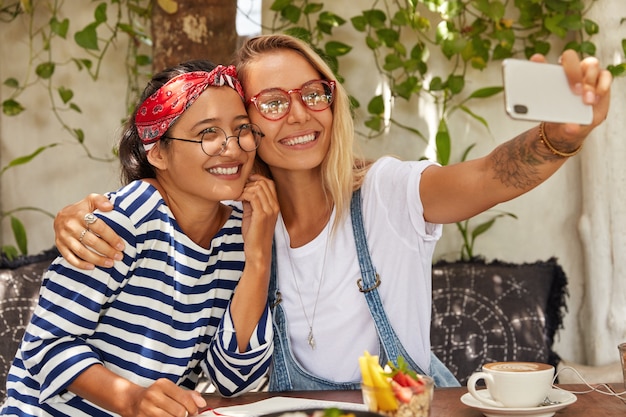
[200,396,367,417]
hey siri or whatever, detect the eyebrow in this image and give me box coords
[190,114,250,131]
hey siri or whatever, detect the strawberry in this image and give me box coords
[392,371,410,387]
[387,357,427,394]
[404,373,425,393]
[391,380,413,403]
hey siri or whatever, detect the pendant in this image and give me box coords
[308,328,316,350]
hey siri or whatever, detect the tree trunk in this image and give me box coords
[151,0,238,72]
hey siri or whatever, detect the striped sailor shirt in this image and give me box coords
[1,180,273,416]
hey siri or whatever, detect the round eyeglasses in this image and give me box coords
[165,123,264,157]
[248,79,336,121]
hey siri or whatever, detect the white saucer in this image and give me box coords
[460,388,577,417]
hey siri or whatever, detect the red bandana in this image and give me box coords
[135,65,244,151]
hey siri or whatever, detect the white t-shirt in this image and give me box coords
[274,156,441,382]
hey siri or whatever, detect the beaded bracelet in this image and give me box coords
[538,122,583,157]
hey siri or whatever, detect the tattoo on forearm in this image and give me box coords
[490,128,561,189]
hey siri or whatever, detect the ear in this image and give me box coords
[146,142,169,171]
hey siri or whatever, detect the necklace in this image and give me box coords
[280,215,331,350]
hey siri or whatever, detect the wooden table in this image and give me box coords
[203,383,626,416]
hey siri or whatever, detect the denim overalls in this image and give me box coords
[267,189,460,391]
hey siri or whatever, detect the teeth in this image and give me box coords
[209,166,239,175]
[283,133,316,146]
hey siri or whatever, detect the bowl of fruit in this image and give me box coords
[359,352,434,417]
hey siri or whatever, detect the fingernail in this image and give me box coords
[104,259,114,268]
[585,91,595,104]
[114,253,123,261]
[115,243,125,251]
[574,83,583,95]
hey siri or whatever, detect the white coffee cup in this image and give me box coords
[467,361,554,408]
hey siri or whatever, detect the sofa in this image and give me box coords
[0,250,570,401]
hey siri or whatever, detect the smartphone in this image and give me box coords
[502,59,593,125]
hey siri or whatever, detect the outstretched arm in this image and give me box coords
[421,50,612,224]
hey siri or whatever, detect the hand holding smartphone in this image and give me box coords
[502,59,593,125]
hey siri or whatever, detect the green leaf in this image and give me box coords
[270,0,291,12]
[58,86,73,104]
[583,19,599,36]
[36,62,55,79]
[460,143,477,162]
[74,128,85,143]
[376,28,399,47]
[69,103,82,113]
[471,218,496,240]
[283,27,311,43]
[607,63,626,78]
[303,3,323,14]
[447,75,464,95]
[579,41,596,56]
[383,53,403,71]
[49,17,69,38]
[395,77,419,100]
[0,144,60,176]
[3,78,19,88]
[365,35,379,50]
[468,86,503,99]
[367,95,385,115]
[325,41,352,57]
[435,120,450,166]
[459,105,488,129]
[474,0,505,21]
[75,22,100,50]
[364,116,383,132]
[136,54,151,66]
[317,11,346,34]
[429,76,444,91]
[351,15,367,32]
[2,99,25,116]
[281,5,301,24]
[441,37,467,59]
[10,216,28,255]
[362,9,386,29]
[544,15,567,38]
[2,245,19,262]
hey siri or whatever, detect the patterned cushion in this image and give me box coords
[0,248,58,402]
[430,258,568,385]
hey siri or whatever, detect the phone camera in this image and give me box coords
[513,104,528,114]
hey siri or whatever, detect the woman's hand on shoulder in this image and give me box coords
[54,193,124,269]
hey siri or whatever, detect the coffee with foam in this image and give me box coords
[484,362,552,372]
[467,361,554,408]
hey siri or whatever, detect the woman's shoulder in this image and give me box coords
[102,180,165,225]
[364,156,437,183]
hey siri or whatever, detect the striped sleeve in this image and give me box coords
[19,256,134,402]
[203,302,273,396]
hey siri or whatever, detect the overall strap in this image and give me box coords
[350,189,427,374]
[267,241,293,391]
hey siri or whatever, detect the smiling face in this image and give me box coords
[243,49,333,176]
[149,86,256,204]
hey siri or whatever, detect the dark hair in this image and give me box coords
[118,60,218,185]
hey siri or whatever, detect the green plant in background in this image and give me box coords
[0,0,153,259]
[266,0,626,260]
[2,1,625,261]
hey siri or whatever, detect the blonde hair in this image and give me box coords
[234,34,370,225]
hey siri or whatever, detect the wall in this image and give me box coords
[1,0,624,366]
